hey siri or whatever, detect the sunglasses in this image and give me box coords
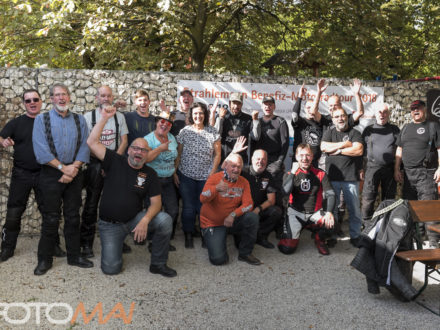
[130,146,148,153]
[24,98,40,103]
[159,119,172,127]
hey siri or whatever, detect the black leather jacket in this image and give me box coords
[351,199,418,301]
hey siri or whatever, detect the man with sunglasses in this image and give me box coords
[394,100,440,248]
[0,90,66,262]
[88,106,176,277]
[81,85,129,258]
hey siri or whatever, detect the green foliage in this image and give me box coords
[1,0,440,79]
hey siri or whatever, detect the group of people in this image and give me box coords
[1,79,439,279]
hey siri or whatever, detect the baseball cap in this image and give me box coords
[180,89,193,97]
[229,92,243,103]
[410,100,425,110]
[262,96,275,104]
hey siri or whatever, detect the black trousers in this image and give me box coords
[1,167,61,251]
[37,166,83,262]
[257,205,283,238]
[80,158,104,247]
[403,167,439,243]
[361,164,397,223]
[2,167,41,250]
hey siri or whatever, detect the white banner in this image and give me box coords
[177,80,384,131]
[177,80,384,167]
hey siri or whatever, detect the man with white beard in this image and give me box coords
[32,83,92,275]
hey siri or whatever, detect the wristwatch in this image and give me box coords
[57,164,63,171]
[230,212,236,218]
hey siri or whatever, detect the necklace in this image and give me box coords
[155,132,168,143]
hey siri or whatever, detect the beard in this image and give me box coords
[55,104,69,112]
[335,122,348,131]
[128,155,144,168]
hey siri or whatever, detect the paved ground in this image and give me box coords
[0,227,438,329]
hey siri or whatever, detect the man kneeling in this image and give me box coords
[279,143,335,255]
[200,154,261,266]
[87,106,176,277]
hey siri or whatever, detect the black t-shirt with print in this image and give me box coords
[241,165,276,206]
[397,121,440,169]
[219,111,252,164]
[99,150,161,223]
[0,115,40,171]
[322,127,363,181]
[291,98,332,164]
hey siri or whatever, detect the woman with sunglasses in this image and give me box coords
[175,102,221,248]
[144,112,179,243]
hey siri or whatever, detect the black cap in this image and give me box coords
[410,100,426,110]
[262,96,275,104]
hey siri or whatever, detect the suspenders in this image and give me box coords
[43,112,81,161]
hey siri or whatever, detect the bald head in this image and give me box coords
[328,95,342,113]
[96,85,114,107]
[127,138,149,168]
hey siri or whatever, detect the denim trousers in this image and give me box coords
[201,212,259,265]
[98,211,172,275]
[177,171,206,233]
[331,181,362,239]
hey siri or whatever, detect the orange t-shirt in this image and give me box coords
[200,172,253,228]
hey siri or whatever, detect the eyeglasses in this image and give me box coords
[159,119,172,127]
[24,98,40,103]
[130,146,148,153]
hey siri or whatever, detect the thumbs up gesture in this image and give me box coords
[216,178,228,193]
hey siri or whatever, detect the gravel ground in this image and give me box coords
[0,228,438,329]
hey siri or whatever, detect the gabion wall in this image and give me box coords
[1,67,439,235]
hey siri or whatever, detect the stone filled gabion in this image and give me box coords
[1,67,440,235]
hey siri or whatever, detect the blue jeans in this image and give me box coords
[98,211,172,275]
[331,181,362,239]
[201,212,259,265]
[178,171,206,233]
